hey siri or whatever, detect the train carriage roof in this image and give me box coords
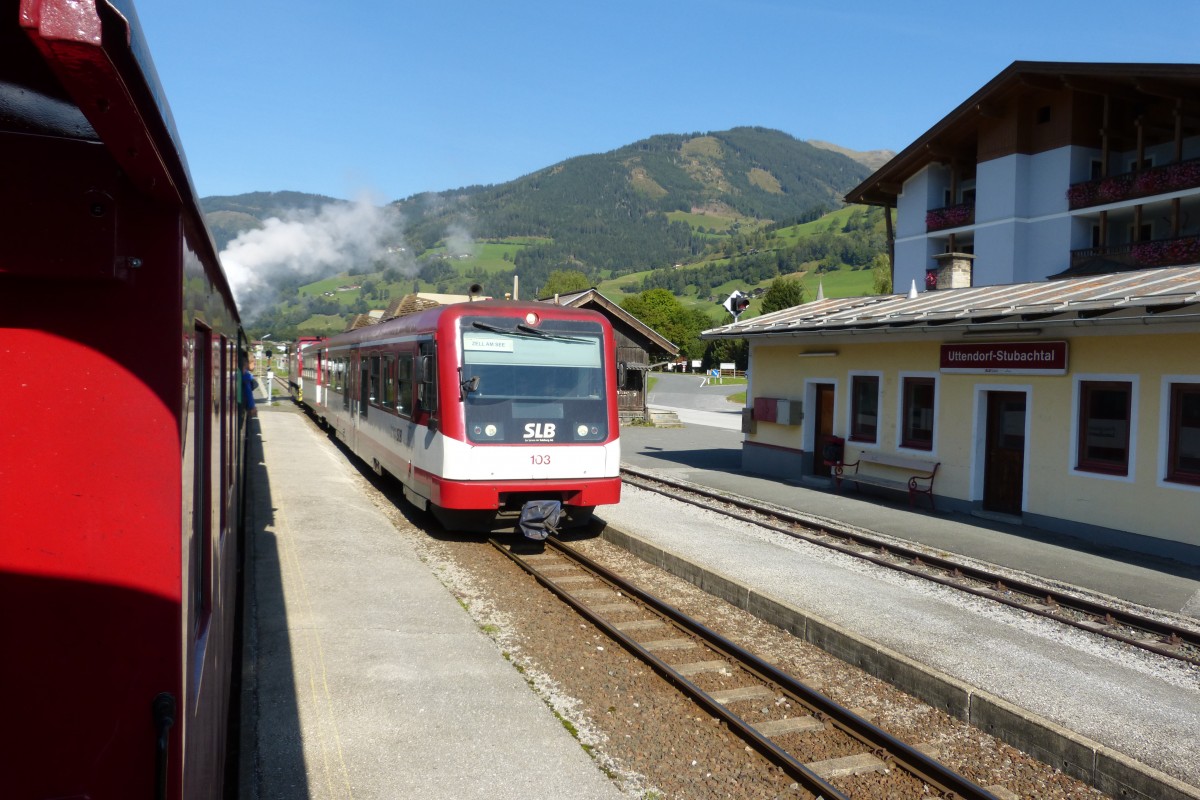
[7,0,238,316]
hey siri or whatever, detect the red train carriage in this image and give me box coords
[298,300,621,533]
[287,335,325,403]
[1,2,245,798]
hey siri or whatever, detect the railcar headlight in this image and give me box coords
[572,423,604,441]
[472,423,502,439]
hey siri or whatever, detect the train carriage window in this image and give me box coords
[383,354,397,410]
[368,356,381,405]
[418,343,437,417]
[191,324,213,633]
[218,335,229,539]
[396,353,414,416]
[359,358,370,418]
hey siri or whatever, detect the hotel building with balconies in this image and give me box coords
[848,61,1200,292]
[703,62,1200,561]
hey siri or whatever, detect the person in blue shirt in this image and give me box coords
[240,356,258,417]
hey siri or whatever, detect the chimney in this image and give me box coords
[930,251,974,290]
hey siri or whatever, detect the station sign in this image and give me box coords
[940,341,1068,375]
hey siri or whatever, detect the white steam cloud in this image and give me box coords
[443,222,477,259]
[220,196,414,320]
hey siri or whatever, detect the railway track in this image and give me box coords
[493,536,1004,800]
[621,466,1200,669]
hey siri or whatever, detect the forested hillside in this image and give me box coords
[393,127,872,296]
[201,127,893,353]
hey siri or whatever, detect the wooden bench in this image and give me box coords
[832,450,940,510]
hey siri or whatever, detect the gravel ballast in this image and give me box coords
[354,468,1144,799]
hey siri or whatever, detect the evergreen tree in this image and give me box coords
[761,277,805,314]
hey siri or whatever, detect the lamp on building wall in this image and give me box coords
[797,351,840,357]
[960,327,1043,339]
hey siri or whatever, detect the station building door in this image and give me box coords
[813,383,836,478]
[983,391,1026,515]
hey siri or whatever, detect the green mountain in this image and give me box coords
[201,128,887,340]
[394,127,871,283]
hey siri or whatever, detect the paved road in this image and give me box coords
[647,371,743,429]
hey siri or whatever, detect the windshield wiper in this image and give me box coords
[517,324,592,343]
[472,321,590,343]
[473,321,518,335]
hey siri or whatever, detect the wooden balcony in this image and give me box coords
[925,203,975,232]
[1068,158,1200,210]
[1070,234,1200,271]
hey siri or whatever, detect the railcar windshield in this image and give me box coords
[460,316,608,444]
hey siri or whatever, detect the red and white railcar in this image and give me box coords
[299,300,621,531]
[287,335,325,403]
[1,2,245,797]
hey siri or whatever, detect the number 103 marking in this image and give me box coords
[530,454,551,465]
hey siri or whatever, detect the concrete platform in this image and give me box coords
[638,372,1200,616]
[237,406,622,799]
[605,374,1200,798]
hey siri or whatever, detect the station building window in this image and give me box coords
[900,376,935,451]
[849,374,880,444]
[1167,382,1200,486]
[1075,379,1134,476]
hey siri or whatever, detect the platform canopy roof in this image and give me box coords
[703,264,1200,340]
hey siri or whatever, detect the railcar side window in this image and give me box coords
[382,355,396,410]
[396,353,414,416]
[417,345,437,415]
[342,358,351,411]
[368,356,381,405]
[191,323,213,633]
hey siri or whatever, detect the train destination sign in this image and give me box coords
[940,341,1068,375]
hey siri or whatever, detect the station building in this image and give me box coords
[704,62,1200,560]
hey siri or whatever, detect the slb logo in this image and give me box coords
[524,422,556,439]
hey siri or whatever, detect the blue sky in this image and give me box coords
[132,0,1200,203]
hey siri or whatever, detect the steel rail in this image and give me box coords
[547,538,1001,800]
[489,537,849,799]
[621,467,1199,667]
[493,536,1000,800]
